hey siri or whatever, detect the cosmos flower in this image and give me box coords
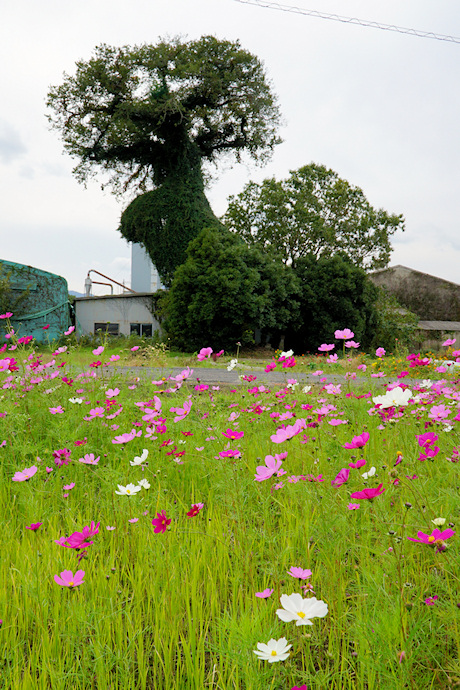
[276,593,328,626]
[12,465,38,482]
[54,570,85,588]
[151,511,171,534]
[255,588,274,598]
[253,637,292,663]
[115,483,142,496]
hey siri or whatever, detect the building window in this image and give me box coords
[130,323,153,337]
[94,322,119,336]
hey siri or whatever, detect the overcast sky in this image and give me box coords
[1,0,459,293]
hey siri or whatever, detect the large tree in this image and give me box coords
[47,36,281,285]
[224,163,405,271]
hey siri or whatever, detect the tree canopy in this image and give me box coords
[224,163,405,271]
[47,36,281,285]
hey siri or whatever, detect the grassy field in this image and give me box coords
[1,328,459,688]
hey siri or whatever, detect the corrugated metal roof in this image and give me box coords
[418,321,460,331]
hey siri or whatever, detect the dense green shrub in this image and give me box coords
[161,227,300,351]
[286,253,379,353]
[369,288,420,353]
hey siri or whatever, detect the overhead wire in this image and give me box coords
[233,0,460,44]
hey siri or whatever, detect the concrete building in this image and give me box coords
[74,244,163,337]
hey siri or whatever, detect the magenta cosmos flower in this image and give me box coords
[222,428,244,440]
[57,521,100,550]
[54,570,85,588]
[331,468,349,487]
[186,503,204,518]
[26,522,43,531]
[350,484,386,501]
[407,528,455,552]
[12,465,38,482]
[152,511,171,534]
[343,432,369,449]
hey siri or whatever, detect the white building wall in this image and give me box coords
[75,294,161,337]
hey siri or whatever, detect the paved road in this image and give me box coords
[93,365,386,387]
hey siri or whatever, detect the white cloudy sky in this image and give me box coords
[1,0,459,293]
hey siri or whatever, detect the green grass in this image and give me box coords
[1,338,459,689]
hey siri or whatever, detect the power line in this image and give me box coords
[233,0,460,44]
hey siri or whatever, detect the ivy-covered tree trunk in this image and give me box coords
[118,119,224,286]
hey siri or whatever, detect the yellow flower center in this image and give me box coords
[126,490,131,494]
[428,536,435,543]
[298,611,306,618]
[69,581,74,586]
[270,650,277,656]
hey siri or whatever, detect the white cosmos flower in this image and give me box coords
[276,593,328,626]
[69,397,83,404]
[138,478,151,489]
[115,483,142,496]
[372,387,412,409]
[420,380,432,389]
[130,449,149,466]
[362,466,376,480]
[280,349,294,358]
[431,517,446,526]
[227,359,238,371]
[302,385,312,394]
[253,637,292,663]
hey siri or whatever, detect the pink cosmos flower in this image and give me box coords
[375,347,386,357]
[0,312,13,319]
[324,383,341,395]
[112,429,140,444]
[343,432,370,449]
[288,567,312,580]
[63,483,75,491]
[255,588,274,598]
[347,503,360,510]
[26,522,43,531]
[218,449,241,459]
[345,340,360,349]
[197,347,213,361]
[152,511,171,534]
[170,398,192,422]
[318,343,335,352]
[12,465,38,482]
[270,418,306,443]
[348,459,366,469]
[254,453,286,481]
[92,346,104,356]
[54,570,85,588]
[49,406,64,414]
[128,518,139,523]
[292,685,308,690]
[428,405,451,421]
[106,388,120,398]
[64,325,75,336]
[264,361,276,373]
[407,528,455,552]
[327,353,338,363]
[331,468,350,487]
[109,354,120,362]
[335,329,354,340]
[186,503,204,517]
[424,596,439,605]
[350,484,386,500]
[78,453,100,465]
[442,338,456,346]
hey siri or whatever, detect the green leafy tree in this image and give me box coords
[161,227,300,351]
[224,163,405,271]
[47,37,281,285]
[287,253,379,353]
